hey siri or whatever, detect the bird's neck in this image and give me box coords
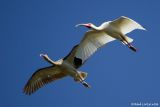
[55,59,63,65]
[91,25,103,30]
[40,54,62,65]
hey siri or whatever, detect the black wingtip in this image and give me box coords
[74,57,82,68]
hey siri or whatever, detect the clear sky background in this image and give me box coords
[0,0,160,107]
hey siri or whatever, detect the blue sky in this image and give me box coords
[1,0,160,107]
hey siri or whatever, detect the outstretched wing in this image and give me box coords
[110,16,146,34]
[23,66,67,95]
[64,30,115,68]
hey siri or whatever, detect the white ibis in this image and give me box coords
[23,16,145,95]
[76,16,146,52]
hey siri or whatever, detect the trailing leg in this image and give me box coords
[74,71,91,88]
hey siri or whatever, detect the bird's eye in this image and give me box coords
[88,23,92,26]
[86,23,92,28]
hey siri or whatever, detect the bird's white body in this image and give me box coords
[88,16,145,44]
[100,23,122,39]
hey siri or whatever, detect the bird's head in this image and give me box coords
[75,23,94,29]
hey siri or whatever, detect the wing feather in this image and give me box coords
[75,30,115,64]
[23,66,67,95]
[110,16,146,34]
[64,30,115,68]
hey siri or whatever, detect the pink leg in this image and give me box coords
[121,41,137,52]
[128,43,137,52]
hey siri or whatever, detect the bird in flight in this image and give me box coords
[23,16,145,95]
[76,16,146,52]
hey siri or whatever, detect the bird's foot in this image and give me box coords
[127,43,137,52]
[129,45,137,52]
[82,81,91,88]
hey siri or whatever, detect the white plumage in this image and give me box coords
[76,16,146,52]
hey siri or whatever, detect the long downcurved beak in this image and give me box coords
[75,24,88,27]
[75,23,92,29]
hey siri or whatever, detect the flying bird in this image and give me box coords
[23,16,145,95]
[76,16,146,52]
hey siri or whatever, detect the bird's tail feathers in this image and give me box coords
[74,71,88,82]
[79,71,88,80]
[125,36,133,43]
